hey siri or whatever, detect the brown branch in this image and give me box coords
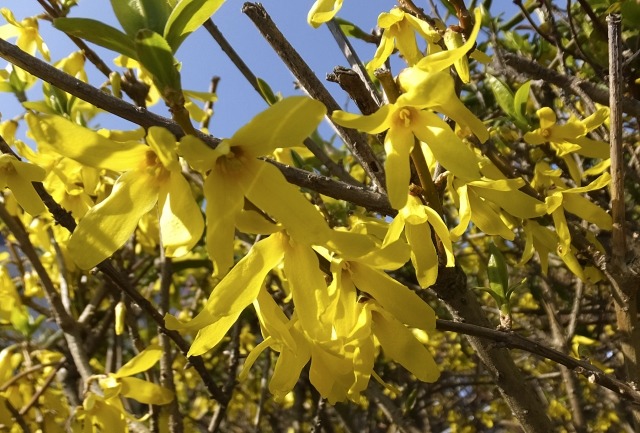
[0,37,382,211]
[436,318,640,405]
[432,266,555,432]
[607,13,640,428]
[499,52,640,117]
[242,3,386,192]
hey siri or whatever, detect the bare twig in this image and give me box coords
[499,52,640,117]
[242,3,386,192]
[202,19,360,186]
[325,19,382,105]
[436,318,640,405]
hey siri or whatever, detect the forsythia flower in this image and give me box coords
[333,70,487,209]
[0,8,50,60]
[26,114,204,269]
[449,177,547,241]
[524,107,610,183]
[177,96,328,275]
[74,345,173,432]
[384,193,455,287]
[367,7,442,72]
[412,8,482,82]
[308,0,343,28]
[0,154,46,216]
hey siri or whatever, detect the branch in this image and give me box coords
[242,3,386,192]
[0,38,382,212]
[202,19,359,185]
[436,318,640,405]
[498,52,640,117]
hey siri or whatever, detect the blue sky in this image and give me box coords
[3,1,521,139]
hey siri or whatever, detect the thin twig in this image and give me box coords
[436,318,640,405]
[242,3,386,192]
[499,52,640,117]
[325,19,382,105]
[202,19,359,186]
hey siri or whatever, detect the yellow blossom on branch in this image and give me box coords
[333,70,487,209]
[0,154,46,216]
[367,7,442,72]
[26,114,204,269]
[177,96,329,275]
[308,0,344,28]
[0,8,50,60]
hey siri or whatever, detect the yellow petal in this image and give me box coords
[399,70,489,143]
[412,111,481,181]
[254,288,296,351]
[423,205,455,266]
[235,209,280,234]
[451,183,472,240]
[413,8,481,74]
[177,135,220,172]
[308,0,344,27]
[164,233,285,332]
[349,262,436,331]
[284,239,328,340]
[394,21,422,66]
[188,313,241,356]
[203,167,244,276]
[332,104,394,134]
[114,344,162,378]
[537,107,557,130]
[242,160,329,244]
[406,221,438,287]
[231,96,326,157]
[158,172,204,257]
[0,156,46,215]
[562,193,612,230]
[269,334,311,400]
[239,337,273,381]
[467,187,514,240]
[69,170,159,269]
[372,308,439,382]
[118,377,174,405]
[384,123,415,209]
[146,127,179,171]
[26,113,148,171]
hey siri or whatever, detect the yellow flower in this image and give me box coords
[449,176,547,241]
[0,8,50,60]
[384,193,455,287]
[0,154,46,216]
[239,246,440,404]
[413,8,482,82]
[308,0,344,28]
[178,96,328,275]
[75,345,173,432]
[26,114,204,269]
[333,70,487,209]
[367,8,442,72]
[524,107,610,183]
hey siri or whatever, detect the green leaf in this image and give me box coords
[487,243,509,301]
[110,0,146,37]
[513,80,531,129]
[53,18,138,60]
[334,18,374,42]
[487,74,529,130]
[486,74,515,118]
[164,0,226,52]
[134,29,182,101]
[111,0,172,36]
[256,77,279,105]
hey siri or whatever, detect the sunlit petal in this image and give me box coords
[349,262,436,331]
[68,170,159,270]
[384,124,414,209]
[332,104,394,134]
[232,96,325,157]
[118,377,174,405]
[371,308,439,382]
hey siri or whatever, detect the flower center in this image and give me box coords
[395,107,414,128]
